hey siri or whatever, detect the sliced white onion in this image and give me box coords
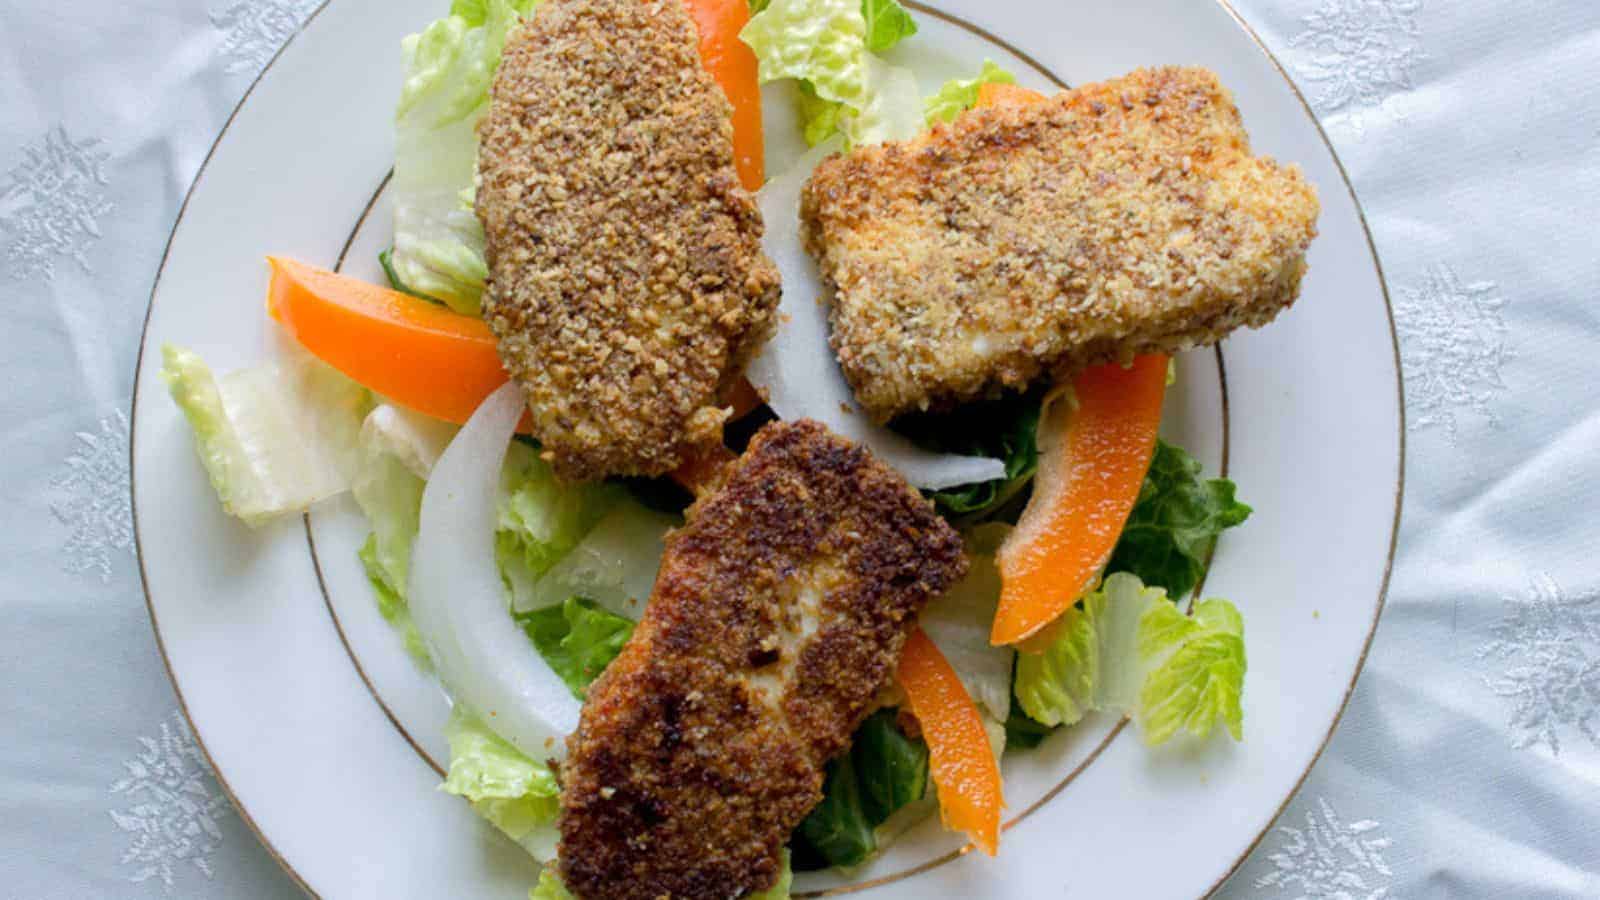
[408,383,580,760]
[749,146,1007,491]
[920,549,1015,723]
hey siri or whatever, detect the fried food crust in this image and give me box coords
[477,0,779,480]
[801,66,1321,421]
[558,420,966,899]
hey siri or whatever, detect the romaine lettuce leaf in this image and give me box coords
[1003,689,1055,749]
[741,0,870,109]
[1137,597,1246,744]
[741,0,921,148]
[837,55,923,147]
[1106,440,1252,598]
[792,710,927,869]
[351,405,457,667]
[161,344,371,526]
[496,442,622,591]
[1011,573,1248,745]
[860,0,916,52]
[796,81,846,146]
[441,704,561,855]
[1013,594,1101,728]
[894,388,1041,522]
[923,59,1016,124]
[391,0,536,314]
[514,597,635,699]
[360,536,431,667]
[512,501,677,620]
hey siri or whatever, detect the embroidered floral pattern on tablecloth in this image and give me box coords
[1287,0,1423,135]
[50,410,133,582]
[1,126,113,281]
[1393,265,1511,441]
[211,0,320,74]
[1255,797,1395,899]
[108,711,231,890]
[1478,572,1600,756]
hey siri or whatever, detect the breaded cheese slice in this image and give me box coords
[477,0,779,480]
[801,66,1320,421]
[557,420,965,900]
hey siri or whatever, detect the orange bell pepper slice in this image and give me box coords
[686,0,765,190]
[898,628,1004,856]
[973,83,1170,647]
[267,256,511,426]
[991,356,1168,645]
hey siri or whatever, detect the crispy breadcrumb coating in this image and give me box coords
[801,66,1321,421]
[477,0,779,480]
[557,420,966,900]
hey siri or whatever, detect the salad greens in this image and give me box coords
[924,59,1016,124]
[352,405,455,666]
[742,0,873,110]
[1003,690,1055,750]
[495,442,623,590]
[742,0,924,148]
[514,597,635,699]
[1138,597,1247,744]
[860,0,917,51]
[161,344,371,526]
[793,710,928,869]
[509,502,678,619]
[1106,439,1253,598]
[1012,573,1248,745]
[390,0,538,314]
[892,389,1041,522]
[441,705,562,857]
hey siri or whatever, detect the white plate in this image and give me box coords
[131,0,1402,896]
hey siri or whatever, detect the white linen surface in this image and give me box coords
[1,0,1596,896]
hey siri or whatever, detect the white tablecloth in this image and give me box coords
[4,0,1597,896]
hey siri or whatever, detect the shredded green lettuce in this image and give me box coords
[161,344,371,526]
[1012,573,1248,746]
[514,597,635,699]
[392,0,537,314]
[441,705,561,855]
[923,59,1016,124]
[1106,439,1252,599]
